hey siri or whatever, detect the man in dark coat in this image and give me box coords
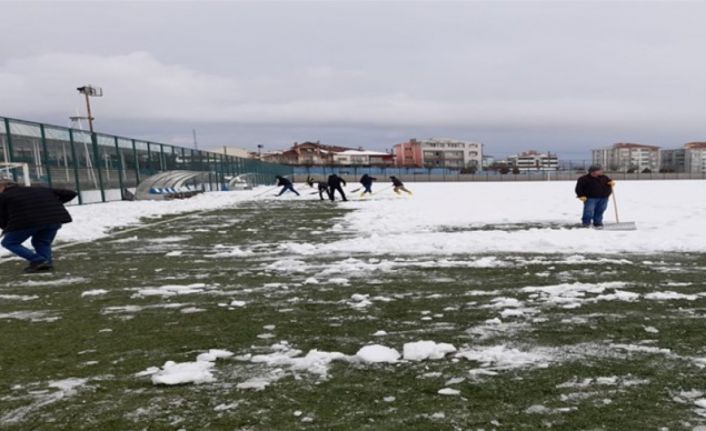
[575,165,615,228]
[0,180,77,272]
[306,176,329,201]
[390,176,412,195]
[359,174,377,195]
[275,175,299,196]
[327,174,347,202]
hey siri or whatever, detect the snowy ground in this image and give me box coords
[1,181,705,430]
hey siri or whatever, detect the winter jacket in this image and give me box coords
[276,177,293,187]
[360,175,376,186]
[390,177,404,187]
[575,174,613,199]
[0,186,77,232]
[327,175,346,188]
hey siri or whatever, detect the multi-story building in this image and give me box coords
[394,140,424,168]
[394,138,483,170]
[592,143,660,172]
[507,151,558,172]
[261,141,353,165]
[684,142,706,173]
[659,149,686,173]
[332,150,394,166]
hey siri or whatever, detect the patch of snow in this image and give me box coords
[81,289,108,297]
[456,345,552,370]
[402,341,457,361]
[355,345,400,364]
[644,291,698,301]
[0,294,39,301]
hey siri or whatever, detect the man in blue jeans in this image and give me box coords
[0,179,77,273]
[574,165,615,228]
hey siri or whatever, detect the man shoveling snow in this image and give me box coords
[574,165,615,229]
[275,175,300,197]
[0,179,77,273]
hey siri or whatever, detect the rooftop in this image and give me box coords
[612,143,660,150]
[684,142,706,149]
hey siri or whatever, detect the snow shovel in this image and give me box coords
[602,189,636,231]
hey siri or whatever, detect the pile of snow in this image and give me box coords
[142,360,216,385]
[137,348,233,385]
[403,341,457,361]
[355,345,400,364]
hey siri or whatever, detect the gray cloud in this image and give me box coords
[2,1,706,160]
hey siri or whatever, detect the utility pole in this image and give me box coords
[76,85,103,132]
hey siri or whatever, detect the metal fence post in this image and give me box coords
[39,124,53,187]
[201,153,213,191]
[68,129,83,204]
[3,118,16,181]
[146,142,153,175]
[114,137,125,200]
[159,144,165,171]
[91,132,106,202]
[132,139,140,184]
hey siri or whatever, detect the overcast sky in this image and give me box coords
[3,1,706,160]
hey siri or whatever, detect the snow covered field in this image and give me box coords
[327,180,706,255]
[1,181,705,430]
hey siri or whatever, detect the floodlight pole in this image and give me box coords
[84,91,94,133]
[76,85,102,133]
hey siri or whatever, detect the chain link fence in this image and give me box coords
[0,116,292,204]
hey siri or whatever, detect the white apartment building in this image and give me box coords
[332,149,394,166]
[592,143,660,172]
[507,151,558,172]
[417,138,483,169]
[684,142,706,173]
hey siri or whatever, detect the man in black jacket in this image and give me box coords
[275,175,300,197]
[390,176,412,195]
[359,174,377,195]
[306,176,329,201]
[575,165,615,228]
[327,174,347,201]
[0,180,77,272]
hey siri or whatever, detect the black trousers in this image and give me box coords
[329,185,347,201]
